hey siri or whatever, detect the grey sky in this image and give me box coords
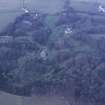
[0,0,105,31]
[0,0,104,12]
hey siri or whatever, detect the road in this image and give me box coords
[0,91,72,105]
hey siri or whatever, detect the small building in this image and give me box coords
[64,27,72,35]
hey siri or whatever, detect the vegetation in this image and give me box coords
[0,1,105,105]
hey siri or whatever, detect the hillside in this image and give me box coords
[0,1,105,105]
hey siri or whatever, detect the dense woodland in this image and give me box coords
[0,1,105,105]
